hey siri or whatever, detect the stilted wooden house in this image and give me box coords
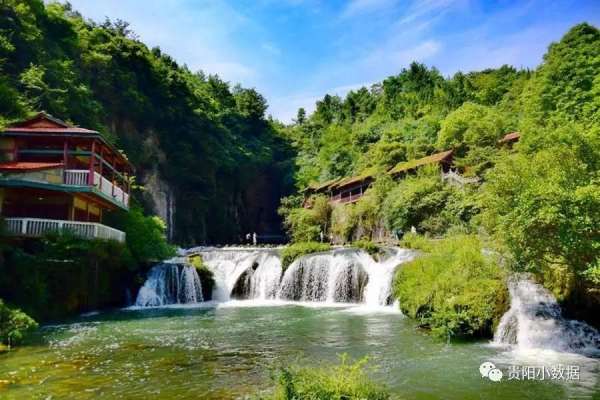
[0,113,133,242]
[303,150,455,207]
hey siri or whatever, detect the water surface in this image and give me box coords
[0,303,598,399]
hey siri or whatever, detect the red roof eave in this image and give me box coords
[5,127,98,134]
[0,162,64,172]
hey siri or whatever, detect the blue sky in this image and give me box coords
[64,0,600,122]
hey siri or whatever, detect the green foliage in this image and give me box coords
[394,235,508,339]
[263,356,389,400]
[279,195,330,243]
[329,203,356,243]
[188,254,215,300]
[0,0,294,244]
[0,233,138,321]
[0,298,37,347]
[280,242,331,270]
[399,232,434,251]
[352,239,380,256]
[382,166,475,236]
[481,146,599,281]
[106,204,175,264]
[520,23,600,127]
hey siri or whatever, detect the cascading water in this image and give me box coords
[135,246,415,308]
[493,276,600,357]
[135,263,204,307]
[277,249,369,303]
[360,248,415,306]
[197,248,282,301]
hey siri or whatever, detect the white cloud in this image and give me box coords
[341,0,398,19]
[398,0,462,25]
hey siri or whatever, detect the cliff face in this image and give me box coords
[143,169,175,240]
[113,119,292,246]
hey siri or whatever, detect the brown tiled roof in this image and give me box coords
[303,177,342,193]
[331,167,377,190]
[0,162,64,172]
[498,132,521,143]
[5,112,98,135]
[388,149,453,175]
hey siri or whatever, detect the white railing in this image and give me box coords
[64,169,89,186]
[64,169,129,207]
[4,218,125,243]
[442,170,481,186]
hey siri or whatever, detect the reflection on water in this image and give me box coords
[0,303,598,399]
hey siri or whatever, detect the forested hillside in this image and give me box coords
[281,23,600,325]
[0,0,294,245]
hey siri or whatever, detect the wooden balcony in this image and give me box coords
[64,169,129,207]
[4,217,125,243]
[330,192,363,204]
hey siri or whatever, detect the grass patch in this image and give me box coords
[351,239,381,256]
[281,242,332,270]
[188,254,215,300]
[393,234,508,339]
[260,355,389,400]
[399,232,434,251]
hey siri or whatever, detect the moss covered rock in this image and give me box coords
[393,234,508,339]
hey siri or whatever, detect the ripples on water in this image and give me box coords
[0,302,598,399]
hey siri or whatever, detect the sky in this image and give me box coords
[64,0,600,123]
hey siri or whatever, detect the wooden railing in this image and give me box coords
[330,192,363,204]
[64,170,129,207]
[441,170,480,186]
[4,218,125,242]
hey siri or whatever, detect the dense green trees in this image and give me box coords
[0,0,293,244]
[283,23,600,329]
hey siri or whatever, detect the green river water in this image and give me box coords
[0,303,598,399]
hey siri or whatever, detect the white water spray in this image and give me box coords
[360,248,415,307]
[277,249,368,303]
[198,248,282,301]
[494,277,600,357]
[135,263,203,307]
[136,246,415,308]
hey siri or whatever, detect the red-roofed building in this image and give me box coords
[0,113,133,242]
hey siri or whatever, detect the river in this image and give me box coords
[0,247,598,399]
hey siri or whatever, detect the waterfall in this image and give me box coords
[277,249,369,303]
[493,277,600,357]
[135,263,204,307]
[135,246,415,308]
[277,248,415,305]
[198,248,282,301]
[360,248,415,306]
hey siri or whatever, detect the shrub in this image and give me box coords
[399,232,434,251]
[281,242,331,270]
[352,239,381,256]
[188,254,215,300]
[106,204,175,263]
[0,299,37,348]
[262,355,389,400]
[330,203,356,243]
[279,195,331,243]
[393,235,508,339]
[0,233,137,321]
